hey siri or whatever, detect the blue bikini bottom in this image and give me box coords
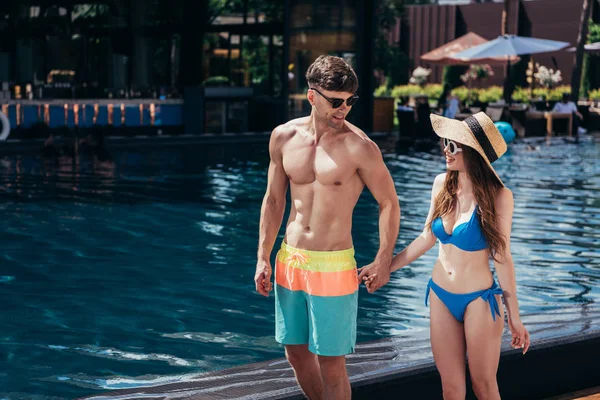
[425,278,503,322]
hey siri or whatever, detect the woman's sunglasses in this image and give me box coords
[443,138,463,155]
[310,87,359,108]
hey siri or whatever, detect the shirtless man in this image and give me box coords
[255,55,400,400]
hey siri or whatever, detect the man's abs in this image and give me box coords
[283,180,362,251]
[285,219,353,251]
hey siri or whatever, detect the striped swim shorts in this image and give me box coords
[274,241,359,356]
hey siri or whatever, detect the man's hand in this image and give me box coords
[357,258,391,293]
[255,259,273,296]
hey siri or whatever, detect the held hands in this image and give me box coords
[357,258,391,293]
[508,318,530,355]
[254,259,273,296]
[361,272,376,292]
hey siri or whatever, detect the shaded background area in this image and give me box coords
[1,0,597,136]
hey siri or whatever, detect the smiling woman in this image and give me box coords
[363,112,531,400]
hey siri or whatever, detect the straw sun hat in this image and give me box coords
[430,112,507,186]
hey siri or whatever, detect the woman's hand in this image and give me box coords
[361,272,376,292]
[357,260,390,293]
[508,318,530,355]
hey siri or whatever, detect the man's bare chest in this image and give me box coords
[282,144,357,186]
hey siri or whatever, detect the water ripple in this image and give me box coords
[0,138,598,398]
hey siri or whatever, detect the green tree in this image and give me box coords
[242,36,269,86]
[375,0,405,86]
[208,0,244,23]
[589,20,600,42]
[581,20,600,98]
[570,0,592,101]
[375,0,437,87]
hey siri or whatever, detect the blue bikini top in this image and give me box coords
[431,205,488,251]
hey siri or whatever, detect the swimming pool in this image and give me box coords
[0,137,598,399]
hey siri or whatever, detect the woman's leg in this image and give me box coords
[430,289,468,400]
[464,294,504,400]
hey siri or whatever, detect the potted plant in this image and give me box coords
[451,86,479,110]
[533,65,562,109]
[589,88,600,106]
[373,84,395,133]
[409,67,432,88]
[511,87,530,104]
[460,64,494,83]
[460,64,494,109]
[478,86,503,105]
[534,66,562,89]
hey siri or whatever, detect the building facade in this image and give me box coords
[0,0,377,134]
[0,0,596,135]
[402,0,599,87]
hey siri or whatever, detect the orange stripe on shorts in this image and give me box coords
[275,259,359,297]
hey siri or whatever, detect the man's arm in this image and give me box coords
[571,103,583,119]
[356,139,400,292]
[255,127,290,296]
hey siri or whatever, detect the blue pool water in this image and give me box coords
[0,137,599,399]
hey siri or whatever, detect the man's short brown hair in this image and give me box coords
[305,55,358,94]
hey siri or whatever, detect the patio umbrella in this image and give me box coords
[584,42,600,54]
[453,35,570,102]
[420,32,519,65]
[453,34,570,60]
[566,42,600,55]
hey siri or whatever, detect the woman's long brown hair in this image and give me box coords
[427,143,506,261]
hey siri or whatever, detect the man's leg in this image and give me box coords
[274,249,319,397]
[309,293,355,400]
[285,344,323,400]
[318,355,350,400]
[297,248,358,400]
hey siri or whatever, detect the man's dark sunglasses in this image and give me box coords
[310,87,359,108]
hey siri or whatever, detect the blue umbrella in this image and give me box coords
[454,35,570,60]
[567,41,600,55]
